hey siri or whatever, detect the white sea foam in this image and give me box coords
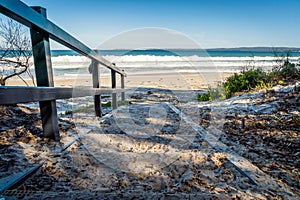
[15,54,298,72]
[50,56,90,69]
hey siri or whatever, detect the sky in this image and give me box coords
[18,0,300,49]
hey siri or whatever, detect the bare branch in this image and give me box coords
[0,18,33,86]
[17,74,29,86]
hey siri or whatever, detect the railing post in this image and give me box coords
[91,58,101,117]
[30,7,59,141]
[111,66,117,109]
[121,72,125,101]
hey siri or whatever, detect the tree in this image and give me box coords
[0,18,34,86]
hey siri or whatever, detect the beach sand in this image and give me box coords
[6,71,232,91]
[0,82,299,199]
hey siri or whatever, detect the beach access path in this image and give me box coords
[0,83,299,199]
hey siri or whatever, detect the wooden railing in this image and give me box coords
[0,0,126,141]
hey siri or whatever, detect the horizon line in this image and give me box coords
[48,46,300,51]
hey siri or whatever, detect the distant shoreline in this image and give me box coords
[47,47,300,52]
[206,47,300,52]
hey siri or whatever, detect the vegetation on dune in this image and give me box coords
[224,68,267,98]
[198,55,300,101]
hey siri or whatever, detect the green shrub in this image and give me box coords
[65,110,73,115]
[223,69,267,98]
[71,104,94,113]
[197,92,211,101]
[280,61,300,79]
[197,58,300,102]
[101,101,112,107]
[102,100,132,107]
[210,86,226,101]
[118,100,132,106]
[198,86,226,102]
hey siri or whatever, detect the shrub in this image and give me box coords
[197,58,300,102]
[64,110,73,115]
[102,100,132,107]
[198,86,226,102]
[279,61,300,79]
[197,92,211,101]
[118,100,132,106]
[210,86,226,100]
[101,101,112,107]
[223,69,267,98]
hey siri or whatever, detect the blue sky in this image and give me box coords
[21,0,300,49]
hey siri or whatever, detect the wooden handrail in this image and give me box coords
[0,86,127,104]
[0,0,126,76]
[0,1,127,140]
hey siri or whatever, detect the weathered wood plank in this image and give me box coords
[91,59,102,117]
[30,7,59,140]
[0,86,126,104]
[111,70,117,109]
[121,74,125,101]
[0,163,44,194]
[0,0,126,76]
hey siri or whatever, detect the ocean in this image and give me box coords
[50,49,300,76]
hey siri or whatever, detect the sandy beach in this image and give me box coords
[1,50,299,199]
[0,78,299,199]
[6,71,232,91]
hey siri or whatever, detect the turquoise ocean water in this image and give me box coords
[48,49,300,75]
